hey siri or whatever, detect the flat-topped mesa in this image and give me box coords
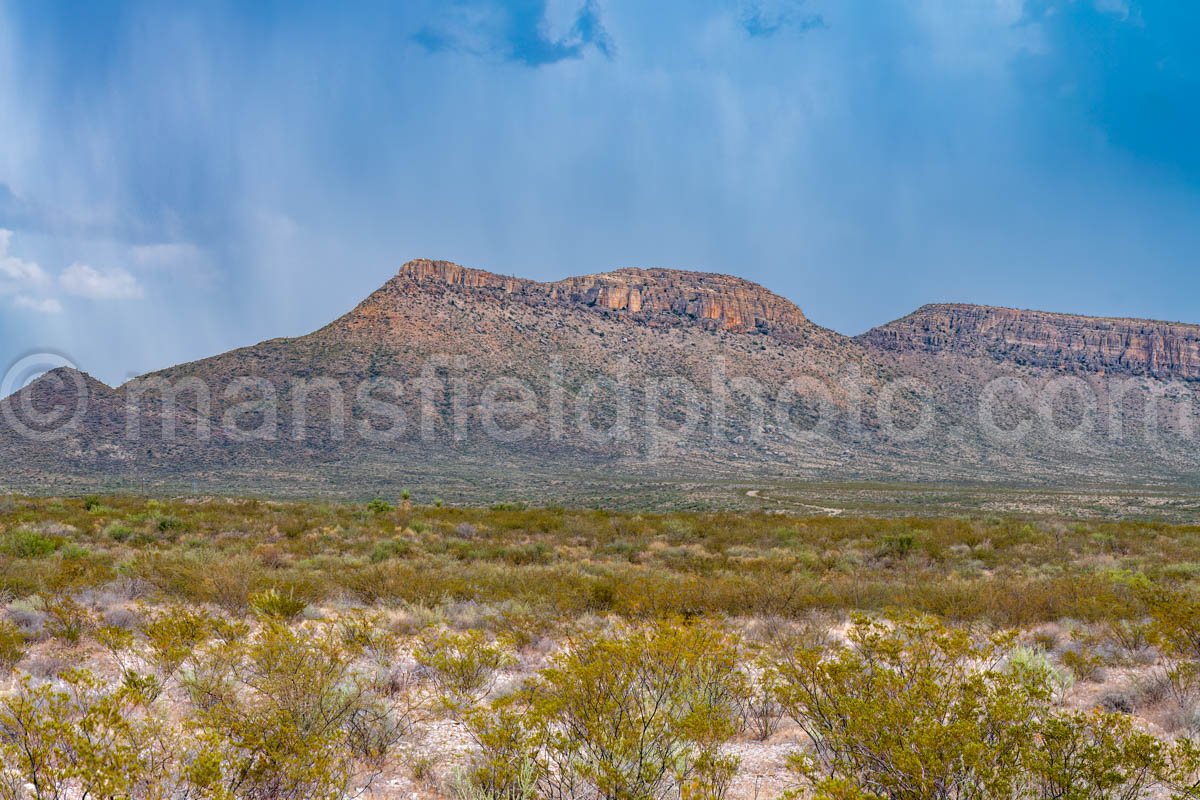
[545,268,809,332]
[860,303,1200,380]
[389,259,810,333]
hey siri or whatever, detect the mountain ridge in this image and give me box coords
[860,302,1200,380]
[2,259,1199,498]
[98,262,1200,390]
[343,259,815,336]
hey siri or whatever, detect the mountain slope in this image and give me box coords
[2,260,1198,499]
[855,303,1200,486]
[130,260,881,463]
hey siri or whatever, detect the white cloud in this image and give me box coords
[59,262,145,300]
[131,242,202,268]
[13,295,62,314]
[1092,0,1132,19]
[0,229,148,314]
[0,228,51,295]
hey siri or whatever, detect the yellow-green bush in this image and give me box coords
[770,614,1197,800]
[183,618,413,799]
[0,620,26,673]
[460,619,745,800]
[415,628,516,711]
[0,670,178,799]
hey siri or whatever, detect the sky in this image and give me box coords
[1,0,1198,386]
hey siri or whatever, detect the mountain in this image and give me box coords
[855,303,1200,487]
[117,259,879,467]
[2,260,1198,501]
[860,303,1200,380]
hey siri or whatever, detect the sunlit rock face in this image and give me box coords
[860,303,1200,381]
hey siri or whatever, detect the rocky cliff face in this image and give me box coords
[859,303,1200,381]
[545,268,810,332]
[373,259,810,334]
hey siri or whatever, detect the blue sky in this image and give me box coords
[1,0,1198,386]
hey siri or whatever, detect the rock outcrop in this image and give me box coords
[545,268,810,332]
[383,259,810,334]
[859,303,1200,381]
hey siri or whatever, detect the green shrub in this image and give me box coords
[336,611,398,658]
[0,619,27,672]
[1031,711,1171,799]
[462,620,745,800]
[42,596,93,645]
[0,530,61,558]
[771,615,1184,799]
[137,605,243,690]
[1062,647,1106,683]
[1145,585,1200,660]
[83,496,117,515]
[0,670,177,797]
[878,533,915,559]
[1100,618,1154,660]
[415,629,516,711]
[366,498,394,515]
[132,551,266,610]
[248,588,308,620]
[57,542,90,560]
[185,620,411,799]
[369,538,412,563]
[105,523,134,542]
[774,616,1033,798]
[741,659,785,741]
[155,515,186,533]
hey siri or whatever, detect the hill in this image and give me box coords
[2,260,1198,501]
